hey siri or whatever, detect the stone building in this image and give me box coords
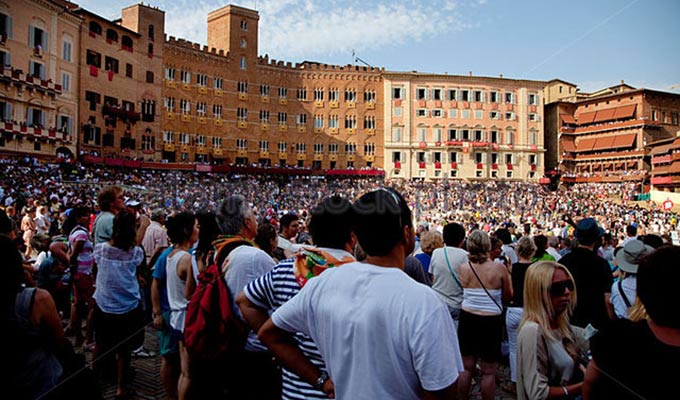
[0,0,80,159]
[546,83,680,183]
[383,72,547,180]
[74,3,164,161]
[161,5,383,169]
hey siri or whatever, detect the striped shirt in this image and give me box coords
[245,253,345,400]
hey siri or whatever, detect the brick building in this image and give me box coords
[75,3,164,161]
[0,0,79,159]
[161,5,383,169]
[546,83,680,183]
[383,72,548,180]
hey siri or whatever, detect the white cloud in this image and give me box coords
[74,1,475,62]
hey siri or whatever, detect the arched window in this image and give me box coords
[506,130,515,145]
[148,24,154,41]
[89,21,102,35]
[106,29,118,43]
[121,35,133,52]
[240,56,247,70]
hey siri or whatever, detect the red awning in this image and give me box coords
[577,111,596,124]
[560,114,576,125]
[613,104,636,120]
[594,108,616,123]
[591,136,616,151]
[560,139,576,153]
[611,133,636,148]
[576,137,597,151]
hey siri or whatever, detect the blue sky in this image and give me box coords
[76,0,680,93]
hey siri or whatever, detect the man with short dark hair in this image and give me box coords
[558,218,614,328]
[275,213,301,260]
[429,222,468,328]
[237,196,356,399]
[258,189,462,399]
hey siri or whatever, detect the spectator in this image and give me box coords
[142,208,169,266]
[429,222,468,329]
[237,196,356,399]
[517,261,589,400]
[610,240,652,319]
[254,221,279,263]
[558,218,614,329]
[584,246,680,399]
[274,213,301,260]
[503,235,537,395]
[92,211,146,399]
[92,186,125,244]
[259,188,463,399]
[457,230,513,400]
[414,229,444,275]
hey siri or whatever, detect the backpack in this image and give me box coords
[183,237,251,361]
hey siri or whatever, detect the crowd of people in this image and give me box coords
[2,155,680,400]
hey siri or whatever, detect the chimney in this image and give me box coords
[468,71,472,76]
[499,74,503,78]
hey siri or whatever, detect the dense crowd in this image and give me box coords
[2,156,680,400]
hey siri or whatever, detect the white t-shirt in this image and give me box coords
[610,276,636,319]
[272,261,463,399]
[429,246,468,312]
[224,245,276,352]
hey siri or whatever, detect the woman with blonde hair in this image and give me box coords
[517,261,589,400]
[414,229,444,276]
[457,229,512,400]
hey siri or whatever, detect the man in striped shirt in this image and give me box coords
[237,196,356,399]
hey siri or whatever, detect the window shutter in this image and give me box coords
[43,31,49,52]
[28,26,34,47]
[27,108,34,125]
[7,16,12,39]
[6,102,12,119]
[41,110,46,127]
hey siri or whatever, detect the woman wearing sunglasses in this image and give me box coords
[517,261,589,400]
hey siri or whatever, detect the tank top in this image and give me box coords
[11,288,63,398]
[166,250,190,331]
[462,288,503,315]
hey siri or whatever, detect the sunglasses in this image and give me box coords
[549,280,574,296]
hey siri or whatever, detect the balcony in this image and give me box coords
[2,122,70,142]
[0,68,63,96]
[102,104,141,124]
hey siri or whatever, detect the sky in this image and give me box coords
[75,0,680,94]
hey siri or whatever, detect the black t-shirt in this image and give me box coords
[558,247,613,328]
[590,318,680,400]
[510,262,532,307]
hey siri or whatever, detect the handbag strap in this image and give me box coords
[617,279,632,309]
[444,248,462,288]
[468,261,503,312]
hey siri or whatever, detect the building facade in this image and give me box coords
[550,85,680,183]
[649,136,680,192]
[0,0,80,159]
[161,5,383,169]
[75,4,164,161]
[383,72,547,180]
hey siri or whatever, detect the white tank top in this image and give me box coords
[166,249,190,331]
[462,288,503,315]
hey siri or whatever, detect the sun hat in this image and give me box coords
[616,239,653,274]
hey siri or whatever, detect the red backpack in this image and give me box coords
[183,238,250,360]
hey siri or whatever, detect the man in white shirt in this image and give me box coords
[546,235,562,261]
[258,189,463,399]
[429,222,468,329]
[141,209,169,266]
[275,213,302,260]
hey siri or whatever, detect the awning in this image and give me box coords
[577,111,596,124]
[560,114,576,125]
[611,133,636,149]
[575,137,597,151]
[594,108,616,123]
[591,136,616,151]
[628,160,638,168]
[560,139,576,152]
[653,163,680,175]
[650,143,674,156]
[613,104,636,120]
